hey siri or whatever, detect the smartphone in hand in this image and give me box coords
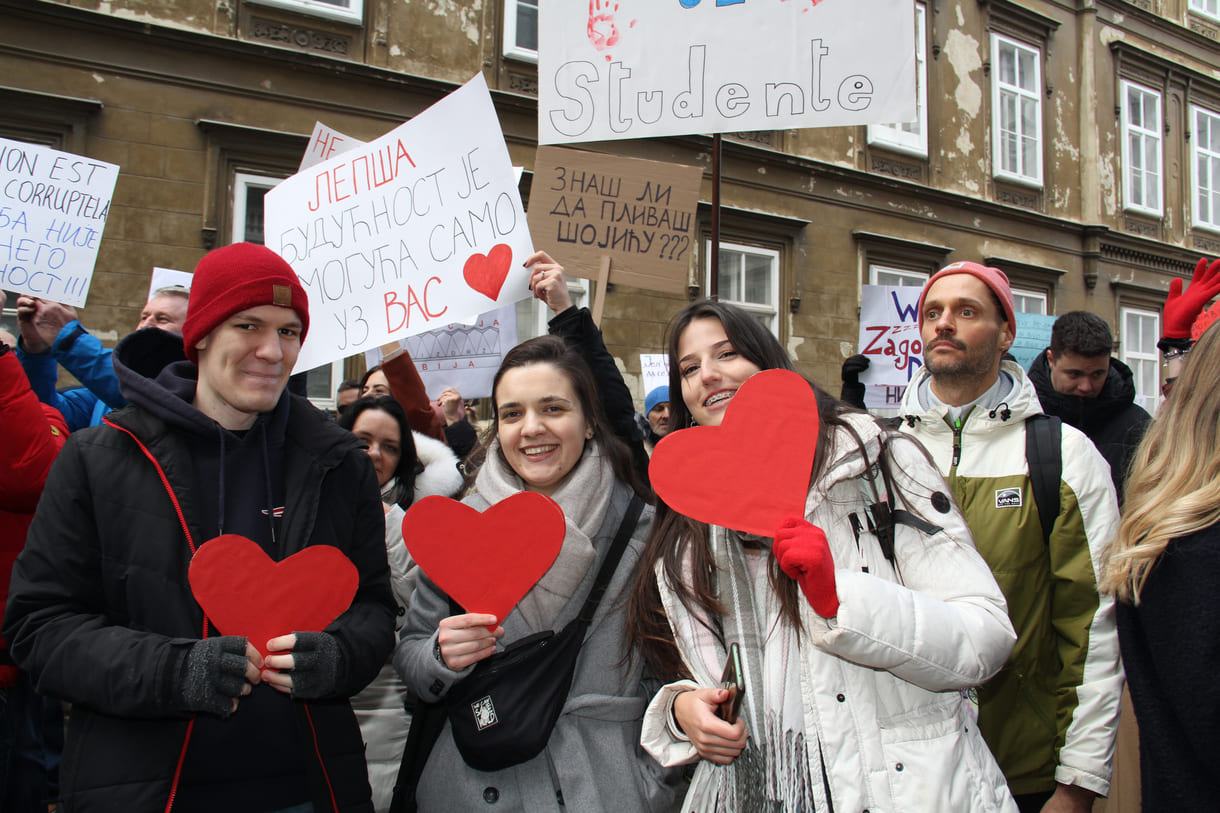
[716,642,745,724]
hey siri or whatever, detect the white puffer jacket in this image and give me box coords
[641,412,1018,812]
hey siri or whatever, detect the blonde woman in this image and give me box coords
[1102,318,1220,811]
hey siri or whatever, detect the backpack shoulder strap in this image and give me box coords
[1024,414,1062,544]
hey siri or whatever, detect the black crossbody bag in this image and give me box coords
[390,494,644,810]
[444,493,643,772]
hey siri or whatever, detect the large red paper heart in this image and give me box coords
[188,535,359,658]
[649,368,819,536]
[402,492,565,627]
[463,243,513,300]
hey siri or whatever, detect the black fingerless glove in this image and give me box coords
[288,631,341,699]
[180,636,249,718]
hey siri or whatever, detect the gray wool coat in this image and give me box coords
[394,480,680,812]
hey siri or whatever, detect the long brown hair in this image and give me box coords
[467,335,649,500]
[1102,319,1220,602]
[626,300,860,680]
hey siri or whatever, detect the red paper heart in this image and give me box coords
[649,368,820,536]
[402,492,565,626]
[188,535,359,658]
[463,243,513,300]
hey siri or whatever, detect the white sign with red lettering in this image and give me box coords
[267,74,535,373]
[299,122,363,172]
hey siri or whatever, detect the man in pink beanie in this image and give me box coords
[5,242,394,811]
[894,260,1123,813]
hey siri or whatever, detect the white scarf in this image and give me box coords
[659,529,821,812]
[473,437,614,630]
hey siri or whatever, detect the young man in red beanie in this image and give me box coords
[4,242,396,812]
[896,261,1122,813]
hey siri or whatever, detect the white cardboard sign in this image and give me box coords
[538,0,916,145]
[299,122,363,172]
[267,74,535,373]
[0,138,119,307]
[858,285,923,408]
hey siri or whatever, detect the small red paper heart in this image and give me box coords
[188,535,359,658]
[402,492,565,627]
[649,368,819,537]
[463,243,513,301]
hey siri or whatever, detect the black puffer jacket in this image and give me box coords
[1028,351,1151,503]
[3,329,396,812]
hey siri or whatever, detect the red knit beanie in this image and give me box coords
[917,261,1017,338]
[182,243,310,364]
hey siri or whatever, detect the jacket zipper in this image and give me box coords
[949,416,964,471]
[104,417,201,813]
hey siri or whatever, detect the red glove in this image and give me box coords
[773,516,839,618]
[1164,258,1220,339]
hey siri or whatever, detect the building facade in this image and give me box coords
[2,0,1217,412]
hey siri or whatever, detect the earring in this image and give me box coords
[585,429,594,439]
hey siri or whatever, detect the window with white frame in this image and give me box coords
[1193,105,1220,231]
[514,276,589,342]
[232,172,343,409]
[869,265,927,287]
[868,4,928,157]
[1190,0,1220,20]
[1121,80,1163,216]
[710,242,780,334]
[1010,286,1048,314]
[232,173,278,247]
[1121,305,1160,413]
[504,0,539,63]
[991,34,1042,185]
[246,0,363,25]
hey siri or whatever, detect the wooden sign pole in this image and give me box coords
[591,255,612,327]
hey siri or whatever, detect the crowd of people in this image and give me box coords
[0,244,1217,813]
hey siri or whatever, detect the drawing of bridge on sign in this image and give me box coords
[405,319,505,371]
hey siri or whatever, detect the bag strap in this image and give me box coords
[576,493,644,627]
[1024,414,1062,545]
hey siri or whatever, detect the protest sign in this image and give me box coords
[527,147,702,295]
[300,122,363,172]
[0,138,119,307]
[538,0,916,145]
[641,353,669,397]
[363,305,518,400]
[149,267,193,298]
[267,74,535,373]
[858,285,922,409]
[1012,312,1056,371]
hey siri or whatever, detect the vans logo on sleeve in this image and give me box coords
[995,487,1023,508]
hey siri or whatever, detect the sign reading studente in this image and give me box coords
[527,147,702,294]
[0,138,119,307]
[858,285,922,409]
[538,0,916,145]
[267,74,535,373]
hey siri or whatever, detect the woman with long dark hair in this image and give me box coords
[338,395,460,811]
[394,336,677,811]
[629,300,1017,812]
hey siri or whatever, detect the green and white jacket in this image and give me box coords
[897,361,1123,797]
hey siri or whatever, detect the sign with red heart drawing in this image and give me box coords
[267,73,536,373]
[188,535,359,658]
[649,369,820,537]
[402,492,566,629]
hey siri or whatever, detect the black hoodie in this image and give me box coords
[1028,349,1152,503]
[5,327,394,812]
